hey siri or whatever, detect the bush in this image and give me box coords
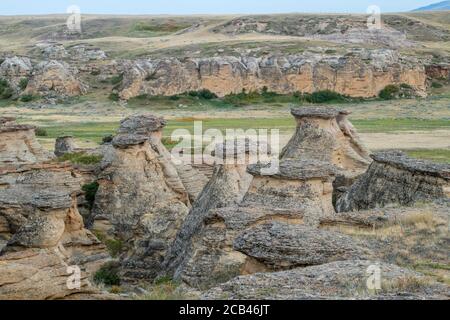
[102,135,114,144]
[378,85,400,100]
[19,78,28,90]
[301,90,347,103]
[94,262,121,286]
[197,89,217,100]
[431,82,443,89]
[82,181,99,209]
[20,94,34,102]
[57,152,103,165]
[109,92,120,101]
[35,127,48,137]
[0,78,13,100]
[105,239,123,258]
[110,74,123,85]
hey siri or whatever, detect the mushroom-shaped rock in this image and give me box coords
[0,117,53,165]
[336,151,450,212]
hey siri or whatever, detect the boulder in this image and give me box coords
[54,136,77,157]
[25,60,87,97]
[336,151,450,212]
[202,260,448,300]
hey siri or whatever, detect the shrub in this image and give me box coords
[82,181,99,209]
[35,127,48,137]
[378,85,400,100]
[110,74,123,85]
[19,78,28,90]
[105,238,123,258]
[94,262,121,286]
[301,90,347,103]
[431,82,443,89]
[0,78,13,99]
[197,89,217,100]
[102,135,114,144]
[20,94,34,102]
[109,92,120,101]
[57,152,103,165]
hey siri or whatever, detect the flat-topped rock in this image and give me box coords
[336,151,450,212]
[291,106,343,119]
[247,159,337,180]
[111,134,148,148]
[117,114,167,135]
[371,151,450,180]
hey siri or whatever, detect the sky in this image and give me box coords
[0,0,439,15]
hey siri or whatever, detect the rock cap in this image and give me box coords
[112,134,148,148]
[371,151,450,180]
[118,114,167,135]
[291,106,347,119]
[247,159,337,180]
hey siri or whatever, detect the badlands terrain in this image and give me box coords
[0,12,449,300]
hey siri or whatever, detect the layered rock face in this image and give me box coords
[0,117,53,166]
[91,114,193,281]
[118,50,427,100]
[0,161,110,299]
[25,60,87,97]
[281,107,371,197]
[336,151,450,212]
[202,260,448,300]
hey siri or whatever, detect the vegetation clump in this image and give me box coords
[35,127,48,137]
[82,181,99,209]
[0,78,14,100]
[57,152,103,165]
[94,262,121,286]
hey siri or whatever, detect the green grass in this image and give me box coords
[57,152,103,165]
[352,119,450,133]
[404,149,450,164]
[36,118,450,146]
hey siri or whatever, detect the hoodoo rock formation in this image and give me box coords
[163,140,259,279]
[54,136,78,157]
[91,114,194,281]
[118,50,427,100]
[0,117,53,166]
[0,163,110,299]
[336,151,450,212]
[281,107,371,186]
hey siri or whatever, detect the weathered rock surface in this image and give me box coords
[118,49,427,99]
[0,159,111,299]
[0,56,32,91]
[91,114,191,282]
[162,141,257,279]
[234,222,365,269]
[281,107,371,183]
[336,151,450,212]
[54,136,78,157]
[25,60,87,97]
[202,260,448,300]
[0,117,53,165]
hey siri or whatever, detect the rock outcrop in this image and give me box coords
[0,117,53,166]
[170,159,350,289]
[0,56,32,91]
[202,260,448,300]
[162,140,258,279]
[281,107,371,195]
[54,136,78,157]
[336,151,450,212]
[25,60,87,97]
[118,50,427,99]
[91,114,192,282]
[0,161,111,299]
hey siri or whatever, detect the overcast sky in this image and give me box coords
[0,0,438,15]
